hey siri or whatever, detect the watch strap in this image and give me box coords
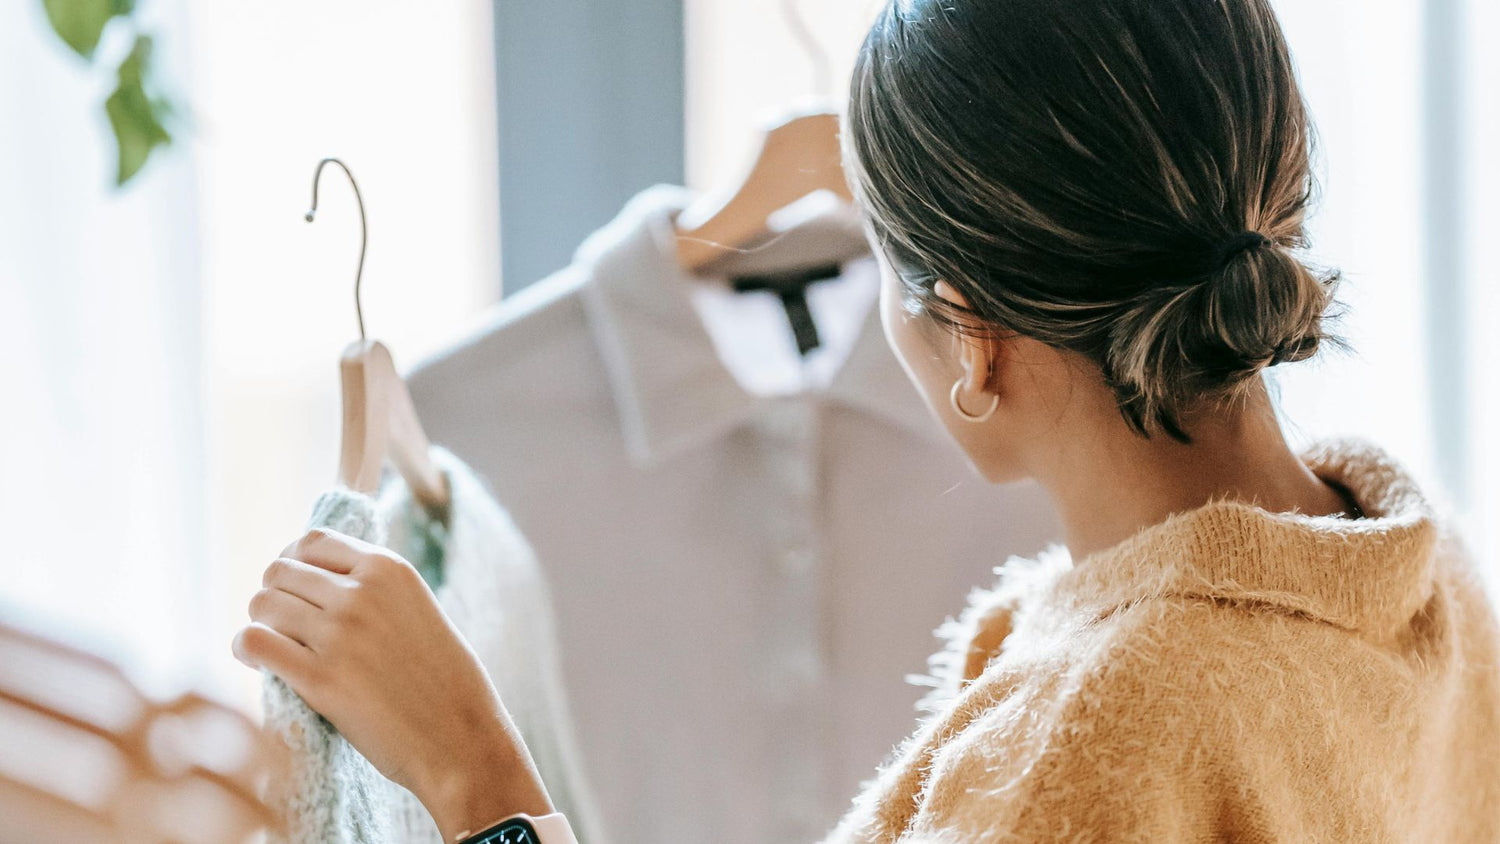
[456,811,577,844]
[528,813,577,843]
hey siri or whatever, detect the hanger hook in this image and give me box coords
[305,157,368,342]
[780,0,831,101]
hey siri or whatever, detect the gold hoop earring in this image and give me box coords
[950,379,998,423]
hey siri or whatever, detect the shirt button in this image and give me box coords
[780,548,814,576]
[784,645,821,684]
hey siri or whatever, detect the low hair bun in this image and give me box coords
[1102,239,1340,439]
[846,0,1341,442]
[1211,231,1273,271]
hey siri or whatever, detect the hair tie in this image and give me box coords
[1212,231,1272,269]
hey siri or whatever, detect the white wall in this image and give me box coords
[0,0,207,695]
[1267,1,1435,480]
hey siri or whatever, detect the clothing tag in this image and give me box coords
[729,262,843,356]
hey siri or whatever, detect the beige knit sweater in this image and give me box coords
[825,438,1500,843]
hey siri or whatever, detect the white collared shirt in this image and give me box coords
[410,184,1062,844]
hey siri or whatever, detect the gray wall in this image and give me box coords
[493,0,685,292]
[1422,0,1472,502]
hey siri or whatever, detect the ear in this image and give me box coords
[934,280,997,394]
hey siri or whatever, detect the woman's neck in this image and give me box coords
[1032,389,1354,563]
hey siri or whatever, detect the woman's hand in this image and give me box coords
[232,528,553,840]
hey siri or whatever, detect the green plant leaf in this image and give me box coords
[105,35,172,186]
[41,0,117,58]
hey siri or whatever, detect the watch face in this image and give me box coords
[472,818,538,844]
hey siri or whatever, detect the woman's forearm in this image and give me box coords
[416,718,556,841]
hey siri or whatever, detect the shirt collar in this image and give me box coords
[576,183,944,466]
[1042,436,1441,641]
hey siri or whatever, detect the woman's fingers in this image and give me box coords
[261,556,344,607]
[234,528,545,834]
[281,527,376,575]
[232,622,318,694]
[247,587,323,649]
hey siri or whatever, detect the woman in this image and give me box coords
[234,0,1500,840]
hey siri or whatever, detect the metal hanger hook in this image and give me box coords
[781,0,831,101]
[305,157,369,341]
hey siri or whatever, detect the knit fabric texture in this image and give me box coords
[262,490,392,844]
[263,449,603,843]
[379,447,606,844]
[824,437,1500,843]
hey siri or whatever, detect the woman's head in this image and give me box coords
[845,0,1341,477]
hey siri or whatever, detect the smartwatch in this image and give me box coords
[455,812,578,844]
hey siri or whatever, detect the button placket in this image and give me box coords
[755,396,831,839]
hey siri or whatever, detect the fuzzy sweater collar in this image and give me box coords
[920,437,1442,707]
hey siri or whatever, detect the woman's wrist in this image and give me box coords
[417,722,555,842]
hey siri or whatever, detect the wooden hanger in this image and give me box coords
[673,0,863,274]
[306,158,450,514]
[674,108,856,274]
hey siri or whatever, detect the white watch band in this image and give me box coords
[456,811,577,844]
[527,812,577,843]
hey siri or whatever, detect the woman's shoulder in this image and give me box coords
[923,539,1437,754]
[910,545,1075,713]
[938,525,1498,775]
[843,593,1303,843]
[891,553,1499,841]
[914,537,1323,711]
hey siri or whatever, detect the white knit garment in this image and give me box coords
[263,447,603,843]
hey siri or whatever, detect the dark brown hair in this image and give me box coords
[844,0,1343,441]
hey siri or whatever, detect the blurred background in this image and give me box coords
[1,0,1496,712]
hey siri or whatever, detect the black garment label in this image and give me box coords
[728,262,842,356]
